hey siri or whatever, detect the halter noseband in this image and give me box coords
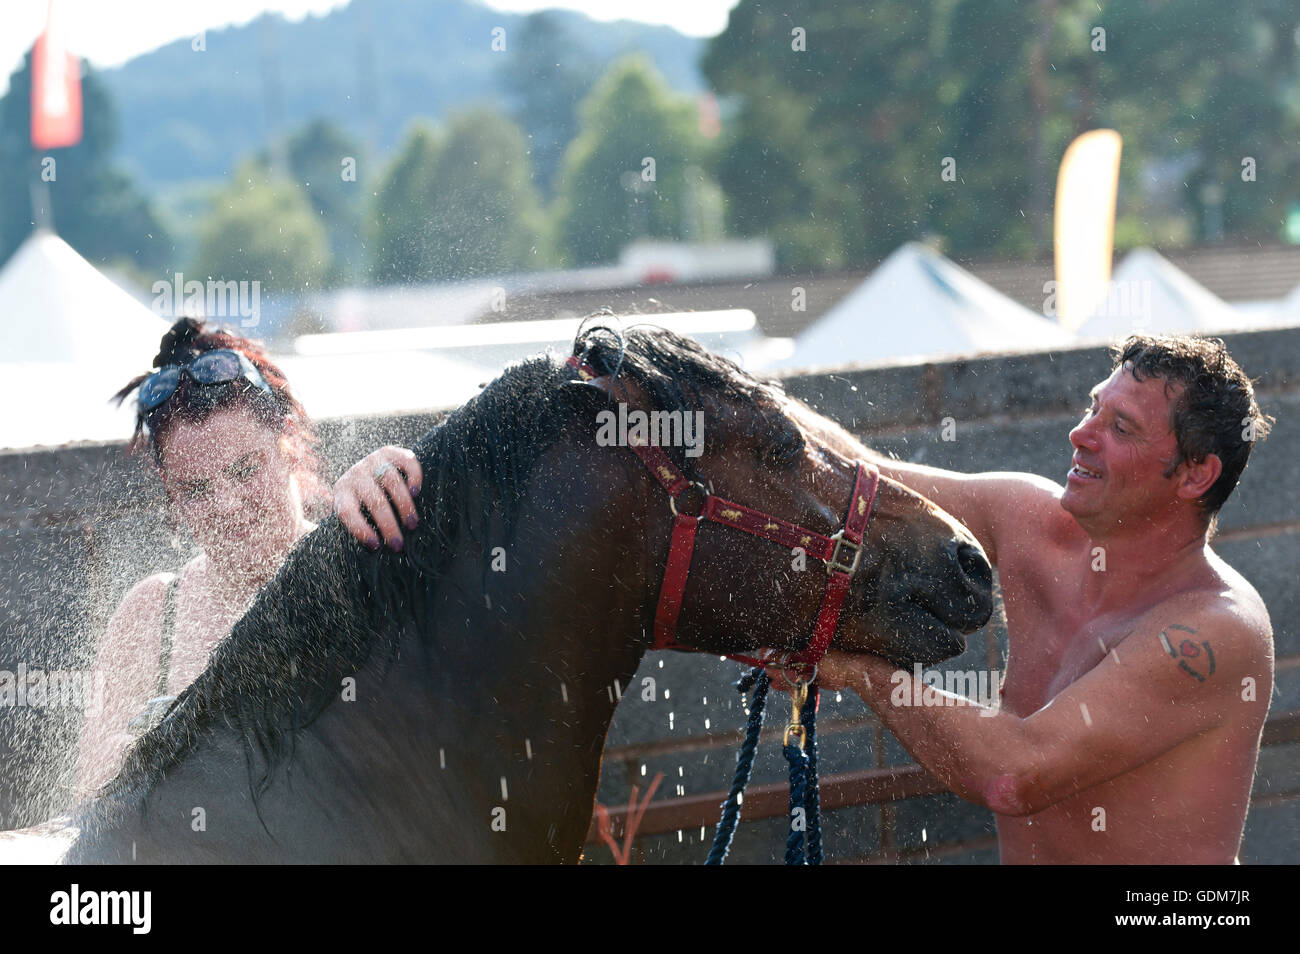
[566,356,879,677]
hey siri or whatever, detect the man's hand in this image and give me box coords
[804,649,870,693]
[334,446,422,551]
[758,648,869,695]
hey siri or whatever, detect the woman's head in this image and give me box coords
[116,317,331,565]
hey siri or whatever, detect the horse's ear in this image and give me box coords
[569,375,613,395]
[563,362,644,405]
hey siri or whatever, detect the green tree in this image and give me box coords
[282,119,367,285]
[370,109,548,283]
[500,11,599,196]
[704,0,1300,265]
[370,121,442,284]
[704,1,961,267]
[556,55,710,266]
[0,51,171,269]
[189,160,330,296]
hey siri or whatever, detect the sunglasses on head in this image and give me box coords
[137,349,272,413]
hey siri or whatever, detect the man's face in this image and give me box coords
[1062,366,1185,527]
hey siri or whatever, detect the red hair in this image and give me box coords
[114,317,333,520]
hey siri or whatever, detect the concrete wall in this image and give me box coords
[2,328,1296,864]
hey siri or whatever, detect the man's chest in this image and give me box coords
[996,549,1142,714]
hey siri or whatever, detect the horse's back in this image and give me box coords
[0,815,79,864]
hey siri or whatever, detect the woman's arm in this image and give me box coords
[333,446,423,551]
[75,575,169,800]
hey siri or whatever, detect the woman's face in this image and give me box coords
[157,405,304,572]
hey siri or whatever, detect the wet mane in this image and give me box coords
[100,323,796,804]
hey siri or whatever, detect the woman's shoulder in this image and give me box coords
[111,556,199,628]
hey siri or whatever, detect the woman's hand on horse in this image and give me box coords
[334,446,422,551]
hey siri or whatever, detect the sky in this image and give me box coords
[0,0,741,93]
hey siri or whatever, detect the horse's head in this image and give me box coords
[567,323,992,669]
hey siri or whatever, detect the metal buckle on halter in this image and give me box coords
[668,481,710,521]
[773,651,818,690]
[827,530,862,576]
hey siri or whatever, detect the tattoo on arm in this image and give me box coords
[1159,624,1216,682]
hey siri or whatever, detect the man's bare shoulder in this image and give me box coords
[1201,548,1274,649]
[974,472,1083,553]
[1121,571,1273,681]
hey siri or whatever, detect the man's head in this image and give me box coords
[1063,334,1271,535]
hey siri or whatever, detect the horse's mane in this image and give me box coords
[100,321,798,804]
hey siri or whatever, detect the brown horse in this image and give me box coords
[8,323,991,863]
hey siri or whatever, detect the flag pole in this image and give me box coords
[29,0,84,234]
[28,161,54,232]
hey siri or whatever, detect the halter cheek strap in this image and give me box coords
[565,356,879,674]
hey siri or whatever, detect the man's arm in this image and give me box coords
[813,604,1267,815]
[785,399,1061,565]
[866,458,1062,567]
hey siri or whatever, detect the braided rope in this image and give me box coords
[783,739,808,864]
[804,686,823,865]
[705,668,769,865]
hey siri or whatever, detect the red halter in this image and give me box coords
[566,356,879,677]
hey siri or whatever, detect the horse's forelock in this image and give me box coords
[574,322,786,418]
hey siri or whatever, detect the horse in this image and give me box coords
[16,323,992,863]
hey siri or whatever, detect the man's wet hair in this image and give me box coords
[1114,334,1273,528]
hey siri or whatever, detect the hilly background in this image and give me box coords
[98,0,705,190]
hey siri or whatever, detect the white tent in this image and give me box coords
[271,351,490,419]
[286,309,789,415]
[1270,281,1300,328]
[769,242,1075,371]
[1075,248,1251,340]
[0,230,170,449]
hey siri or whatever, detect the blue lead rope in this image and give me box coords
[707,667,822,866]
[783,685,821,865]
[804,686,823,865]
[706,667,768,864]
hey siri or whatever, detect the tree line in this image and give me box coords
[2,0,1297,294]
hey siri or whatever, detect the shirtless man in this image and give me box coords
[802,334,1275,863]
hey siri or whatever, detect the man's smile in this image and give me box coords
[1069,457,1104,481]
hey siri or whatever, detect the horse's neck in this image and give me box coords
[426,553,652,861]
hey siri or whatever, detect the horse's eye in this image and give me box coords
[765,432,805,467]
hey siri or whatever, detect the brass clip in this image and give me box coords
[783,681,809,750]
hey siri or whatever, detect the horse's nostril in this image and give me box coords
[956,541,991,586]
[951,538,987,590]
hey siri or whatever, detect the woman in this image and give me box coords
[76,316,422,796]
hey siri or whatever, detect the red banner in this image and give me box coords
[30,0,83,150]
